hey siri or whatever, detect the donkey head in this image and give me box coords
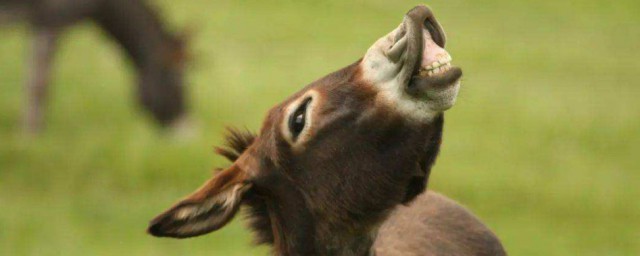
[148,5,461,254]
[138,32,190,127]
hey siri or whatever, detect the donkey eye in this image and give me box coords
[288,98,311,140]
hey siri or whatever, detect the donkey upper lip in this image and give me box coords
[405,5,446,47]
[423,16,446,48]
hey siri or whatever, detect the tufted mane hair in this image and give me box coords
[214,128,257,162]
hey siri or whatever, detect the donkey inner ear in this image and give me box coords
[148,166,251,238]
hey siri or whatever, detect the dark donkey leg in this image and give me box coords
[24,27,58,133]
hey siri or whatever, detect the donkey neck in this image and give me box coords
[91,0,172,70]
[251,184,382,256]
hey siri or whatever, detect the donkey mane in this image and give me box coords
[214,128,257,162]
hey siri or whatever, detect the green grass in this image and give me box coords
[1,0,639,255]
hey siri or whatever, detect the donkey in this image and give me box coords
[148,5,506,256]
[0,0,188,132]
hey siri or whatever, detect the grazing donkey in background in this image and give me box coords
[148,5,506,256]
[0,0,188,132]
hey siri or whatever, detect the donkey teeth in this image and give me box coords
[418,62,452,78]
[420,55,453,78]
[418,69,430,77]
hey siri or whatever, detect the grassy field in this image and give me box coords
[1,0,639,255]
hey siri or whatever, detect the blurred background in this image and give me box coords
[1,0,638,255]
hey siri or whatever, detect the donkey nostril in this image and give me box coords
[394,25,407,43]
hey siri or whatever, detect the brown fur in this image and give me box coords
[375,191,507,256]
[214,128,257,162]
[215,125,506,256]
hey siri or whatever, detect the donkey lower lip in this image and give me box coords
[408,67,462,95]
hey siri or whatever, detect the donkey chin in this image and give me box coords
[362,5,462,123]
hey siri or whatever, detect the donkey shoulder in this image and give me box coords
[375,191,507,256]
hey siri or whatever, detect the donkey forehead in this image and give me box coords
[278,68,374,111]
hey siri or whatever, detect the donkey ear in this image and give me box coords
[148,166,251,238]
